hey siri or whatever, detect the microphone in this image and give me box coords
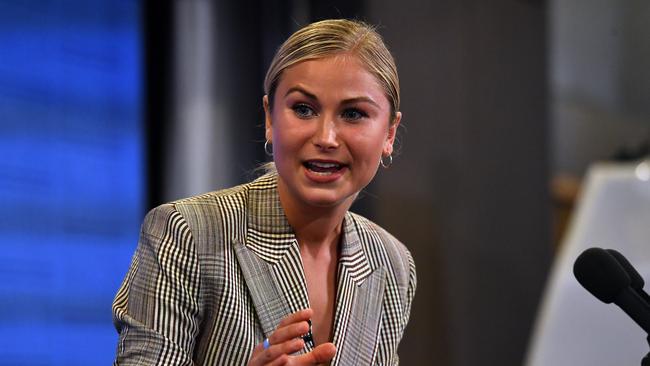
[607,249,650,305]
[573,247,650,334]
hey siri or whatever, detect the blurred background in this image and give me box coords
[0,0,648,365]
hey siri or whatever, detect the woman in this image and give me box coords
[113,19,416,366]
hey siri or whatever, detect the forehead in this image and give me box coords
[277,55,386,101]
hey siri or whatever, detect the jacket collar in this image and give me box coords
[245,173,373,281]
[234,173,385,364]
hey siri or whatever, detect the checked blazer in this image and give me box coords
[112,173,416,365]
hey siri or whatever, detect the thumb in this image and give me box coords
[299,343,336,364]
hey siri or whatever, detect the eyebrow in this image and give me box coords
[285,86,318,101]
[284,86,381,108]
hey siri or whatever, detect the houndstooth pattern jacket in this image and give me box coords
[112,173,416,365]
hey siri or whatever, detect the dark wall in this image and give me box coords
[145,1,552,365]
[366,1,552,365]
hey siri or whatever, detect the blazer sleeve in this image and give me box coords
[403,249,417,329]
[394,249,417,366]
[112,204,202,366]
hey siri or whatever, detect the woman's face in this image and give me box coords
[264,54,401,210]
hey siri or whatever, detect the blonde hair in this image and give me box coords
[263,19,400,122]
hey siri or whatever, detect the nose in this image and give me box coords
[312,117,339,150]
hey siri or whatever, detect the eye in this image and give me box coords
[292,103,317,119]
[341,108,368,121]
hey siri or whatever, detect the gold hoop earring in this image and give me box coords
[380,154,393,168]
[264,140,273,156]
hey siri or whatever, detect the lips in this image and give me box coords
[303,160,346,175]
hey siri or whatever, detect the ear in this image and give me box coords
[383,111,402,156]
[263,95,273,142]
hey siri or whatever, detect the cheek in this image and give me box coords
[272,126,309,157]
[346,130,387,162]
[270,113,298,145]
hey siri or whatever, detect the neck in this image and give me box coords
[277,179,353,250]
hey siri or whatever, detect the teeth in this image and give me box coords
[305,161,343,174]
[311,162,339,169]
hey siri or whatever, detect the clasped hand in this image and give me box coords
[247,309,336,366]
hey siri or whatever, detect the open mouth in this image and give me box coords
[303,161,346,175]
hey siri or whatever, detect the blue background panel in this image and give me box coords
[0,1,143,364]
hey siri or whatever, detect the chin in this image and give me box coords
[277,167,363,210]
[298,188,353,208]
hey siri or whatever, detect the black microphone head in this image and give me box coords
[573,247,631,303]
[606,248,645,290]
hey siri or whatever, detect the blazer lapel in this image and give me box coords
[234,175,387,362]
[233,175,312,350]
[233,238,310,339]
[331,213,386,365]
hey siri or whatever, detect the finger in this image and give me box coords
[265,354,289,366]
[269,321,310,345]
[277,308,313,328]
[293,343,336,365]
[250,337,305,366]
[262,338,304,363]
[249,352,288,366]
[250,309,312,365]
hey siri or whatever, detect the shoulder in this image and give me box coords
[141,175,276,247]
[171,179,252,214]
[154,173,277,226]
[347,212,412,259]
[140,185,242,234]
[347,212,416,285]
